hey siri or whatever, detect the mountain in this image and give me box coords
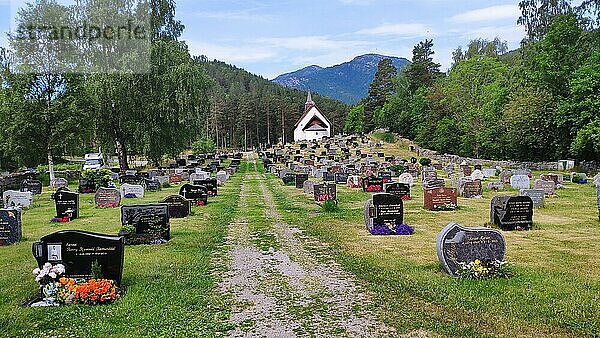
[195,57,348,148]
[273,54,410,105]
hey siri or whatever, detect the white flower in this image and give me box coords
[33,268,41,276]
[54,264,65,275]
[43,263,52,270]
[48,272,57,279]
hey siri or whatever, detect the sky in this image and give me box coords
[0,0,561,79]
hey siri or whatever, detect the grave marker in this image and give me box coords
[398,173,415,187]
[364,193,404,233]
[120,183,145,199]
[520,189,545,208]
[510,175,530,190]
[0,208,22,246]
[161,195,191,218]
[334,172,349,185]
[95,187,121,208]
[32,231,125,284]
[385,183,411,200]
[490,196,534,231]
[179,184,208,206]
[362,177,384,193]
[2,190,33,209]
[121,204,170,245]
[20,179,42,195]
[533,179,556,196]
[424,188,458,211]
[53,191,79,220]
[436,222,506,277]
[314,183,337,202]
[295,174,309,189]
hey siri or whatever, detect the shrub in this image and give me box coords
[321,200,339,213]
[419,157,432,167]
[192,137,216,155]
[81,169,113,188]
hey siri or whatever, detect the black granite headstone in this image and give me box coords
[53,191,79,220]
[335,173,349,185]
[314,183,337,202]
[121,204,170,244]
[179,184,208,206]
[323,172,335,182]
[161,195,191,219]
[365,193,403,232]
[20,179,42,195]
[282,173,296,186]
[295,174,309,189]
[194,179,218,196]
[362,177,384,193]
[490,196,534,231]
[378,172,392,183]
[145,179,161,192]
[385,183,411,200]
[0,208,22,246]
[78,179,97,194]
[32,231,125,284]
[436,222,506,277]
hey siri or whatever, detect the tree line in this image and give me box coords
[0,0,348,174]
[346,0,600,162]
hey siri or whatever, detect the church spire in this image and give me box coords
[305,91,315,111]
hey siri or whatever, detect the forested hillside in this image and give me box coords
[346,0,600,162]
[195,57,348,149]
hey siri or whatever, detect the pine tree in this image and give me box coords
[364,58,397,132]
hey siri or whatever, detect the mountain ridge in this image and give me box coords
[273,54,410,104]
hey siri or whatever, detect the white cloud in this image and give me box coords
[450,5,520,23]
[356,23,434,37]
[255,35,369,51]
[187,40,275,63]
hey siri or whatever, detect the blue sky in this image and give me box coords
[0,1,570,79]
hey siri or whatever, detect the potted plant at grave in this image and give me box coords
[118,224,136,241]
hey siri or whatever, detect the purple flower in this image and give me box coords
[370,225,393,235]
[394,224,415,235]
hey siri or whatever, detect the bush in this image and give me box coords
[373,132,396,143]
[192,137,216,155]
[321,200,339,213]
[162,181,171,189]
[81,169,113,188]
[419,157,432,167]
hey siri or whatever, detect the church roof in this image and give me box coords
[294,92,332,129]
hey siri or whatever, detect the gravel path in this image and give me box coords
[219,154,395,337]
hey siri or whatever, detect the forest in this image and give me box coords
[0,0,347,172]
[346,0,600,162]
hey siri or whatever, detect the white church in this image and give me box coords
[293,92,332,142]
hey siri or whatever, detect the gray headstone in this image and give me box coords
[95,187,121,208]
[533,179,556,195]
[520,189,545,208]
[510,175,530,190]
[436,222,506,277]
[50,178,69,190]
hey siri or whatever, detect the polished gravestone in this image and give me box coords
[32,231,125,284]
[3,190,33,208]
[145,179,161,192]
[364,193,404,233]
[20,179,42,195]
[533,179,556,196]
[424,188,458,211]
[95,187,121,208]
[490,196,534,231]
[121,204,170,245]
[362,177,384,193]
[436,222,506,277]
[53,191,79,220]
[460,179,483,198]
[385,183,411,200]
[120,183,145,199]
[314,183,337,202]
[161,195,191,218]
[303,181,320,195]
[378,172,392,183]
[179,184,208,206]
[0,208,22,246]
[335,173,349,185]
[194,179,218,196]
[520,189,545,208]
[295,174,309,189]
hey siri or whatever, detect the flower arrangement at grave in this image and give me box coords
[365,184,383,192]
[51,210,75,223]
[456,259,515,280]
[434,203,457,211]
[32,262,122,306]
[97,201,119,209]
[370,223,414,236]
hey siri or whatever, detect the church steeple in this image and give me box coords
[305,91,315,111]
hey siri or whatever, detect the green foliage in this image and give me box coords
[192,137,216,155]
[81,169,114,188]
[161,181,171,189]
[320,200,339,213]
[418,157,432,167]
[571,119,600,160]
[405,39,442,92]
[365,58,397,132]
[372,132,396,143]
[457,259,516,280]
[343,105,365,134]
[90,260,103,280]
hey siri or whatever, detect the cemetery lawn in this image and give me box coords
[267,171,600,337]
[0,163,249,337]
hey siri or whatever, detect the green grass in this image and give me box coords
[0,163,250,338]
[265,170,600,337]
